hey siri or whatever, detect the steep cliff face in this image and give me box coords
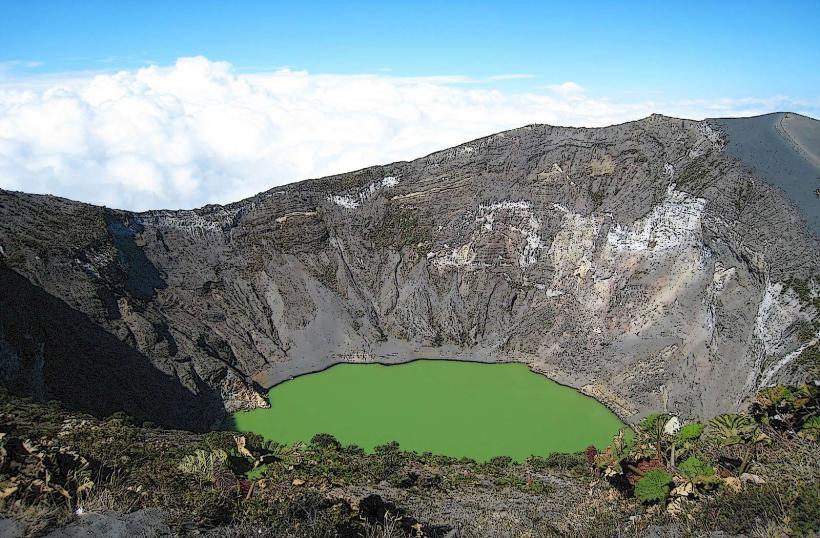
[1,114,818,430]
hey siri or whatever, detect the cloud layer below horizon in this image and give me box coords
[1,56,816,211]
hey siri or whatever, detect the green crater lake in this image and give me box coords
[230,360,624,461]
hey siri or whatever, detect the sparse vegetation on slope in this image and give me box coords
[1,380,818,537]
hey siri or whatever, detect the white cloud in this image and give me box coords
[0,56,817,211]
[545,81,585,98]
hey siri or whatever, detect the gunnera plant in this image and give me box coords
[676,422,704,443]
[678,455,715,479]
[634,469,673,505]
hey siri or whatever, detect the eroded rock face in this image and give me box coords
[1,114,818,429]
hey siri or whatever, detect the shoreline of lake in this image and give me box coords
[230,359,627,462]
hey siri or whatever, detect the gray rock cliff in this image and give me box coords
[1,113,818,430]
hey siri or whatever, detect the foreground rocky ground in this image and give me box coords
[1,382,817,537]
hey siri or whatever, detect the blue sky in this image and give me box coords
[2,0,819,101]
[0,1,818,209]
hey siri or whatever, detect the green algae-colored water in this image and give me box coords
[229,360,624,462]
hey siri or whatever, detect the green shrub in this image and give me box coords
[539,451,587,471]
[798,415,820,441]
[698,484,786,534]
[524,455,548,470]
[753,383,819,433]
[796,344,820,377]
[676,422,704,443]
[488,456,513,468]
[178,449,229,484]
[310,433,341,449]
[678,456,714,479]
[371,442,404,482]
[594,430,630,476]
[634,469,673,504]
[639,413,670,432]
[636,413,672,462]
[524,478,553,495]
[789,482,820,535]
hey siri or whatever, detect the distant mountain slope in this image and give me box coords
[1,114,818,430]
[713,112,820,232]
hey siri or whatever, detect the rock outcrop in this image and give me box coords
[1,113,818,430]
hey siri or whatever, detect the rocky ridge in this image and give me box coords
[1,113,818,430]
